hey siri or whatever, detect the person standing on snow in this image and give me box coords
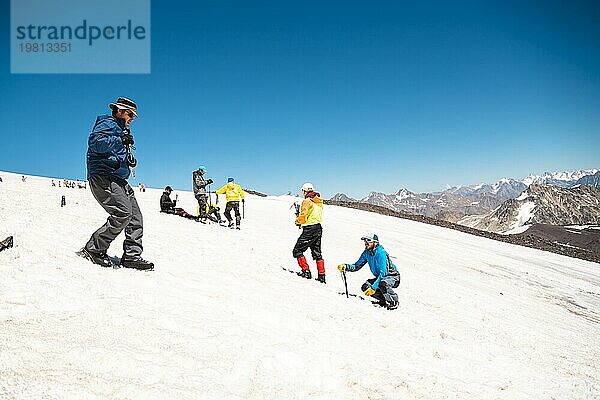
[81,97,154,270]
[215,177,245,229]
[293,182,326,283]
[338,233,400,310]
[192,166,213,223]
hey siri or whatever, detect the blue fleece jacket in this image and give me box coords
[86,114,130,180]
[346,245,398,290]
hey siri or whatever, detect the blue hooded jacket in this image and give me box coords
[346,244,398,290]
[86,114,130,180]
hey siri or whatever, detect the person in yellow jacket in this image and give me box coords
[293,182,325,283]
[215,177,245,229]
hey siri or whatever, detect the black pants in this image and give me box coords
[293,224,322,260]
[224,201,241,225]
[163,208,197,221]
[195,194,208,219]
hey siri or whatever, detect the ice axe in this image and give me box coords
[290,201,301,229]
[341,269,349,298]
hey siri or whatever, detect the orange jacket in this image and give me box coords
[295,193,323,226]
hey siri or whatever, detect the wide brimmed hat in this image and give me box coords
[109,97,138,117]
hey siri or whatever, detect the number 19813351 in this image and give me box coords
[19,43,72,53]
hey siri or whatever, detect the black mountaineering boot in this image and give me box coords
[0,236,14,251]
[79,247,112,268]
[316,274,326,284]
[121,256,154,271]
[386,299,399,310]
[297,269,312,279]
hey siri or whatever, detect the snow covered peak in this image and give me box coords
[394,188,415,200]
[522,169,599,186]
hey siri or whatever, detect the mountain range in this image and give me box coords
[330,169,600,226]
[459,184,600,233]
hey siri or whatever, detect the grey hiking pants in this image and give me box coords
[85,175,143,258]
[363,274,400,305]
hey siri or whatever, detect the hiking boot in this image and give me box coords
[121,255,154,271]
[79,247,112,268]
[228,222,235,229]
[316,274,326,284]
[0,236,14,251]
[386,300,399,310]
[297,269,312,279]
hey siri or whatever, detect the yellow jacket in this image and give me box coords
[295,195,323,226]
[215,182,245,202]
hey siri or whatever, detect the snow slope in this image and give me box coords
[0,171,599,400]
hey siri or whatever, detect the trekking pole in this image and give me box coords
[242,200,245,219]
[342,269,349,298]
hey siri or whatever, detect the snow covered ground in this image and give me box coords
[0,171,599,400]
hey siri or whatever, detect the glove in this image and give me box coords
[363,285,376,297]
[215,196,219,204]
[337,264,346,272]
[242,199,245,203]
[206,179,213,185]
[121,133,135,146]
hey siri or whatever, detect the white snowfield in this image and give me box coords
[0,171,599,400]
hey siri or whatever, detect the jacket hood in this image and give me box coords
[306,191,323,206]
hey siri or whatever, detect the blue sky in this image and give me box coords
[1,0,599,198]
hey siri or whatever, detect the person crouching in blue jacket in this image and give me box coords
[338,233,400,310]
[81,97,153,271]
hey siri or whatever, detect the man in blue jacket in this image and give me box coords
[81,97,153,270]
[338,233,400,310]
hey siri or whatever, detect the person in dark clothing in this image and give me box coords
[81,97,153,270]
[192,166,213,222]
[160,186,198,220]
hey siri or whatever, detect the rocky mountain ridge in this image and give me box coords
[459,184,600,233]
[330,168,599,224]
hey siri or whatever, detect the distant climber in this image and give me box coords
[192,165,213,222]
[160,186,199,220]
[292,182,325,283]
[338,233,400,310]
[215,177,245,229]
